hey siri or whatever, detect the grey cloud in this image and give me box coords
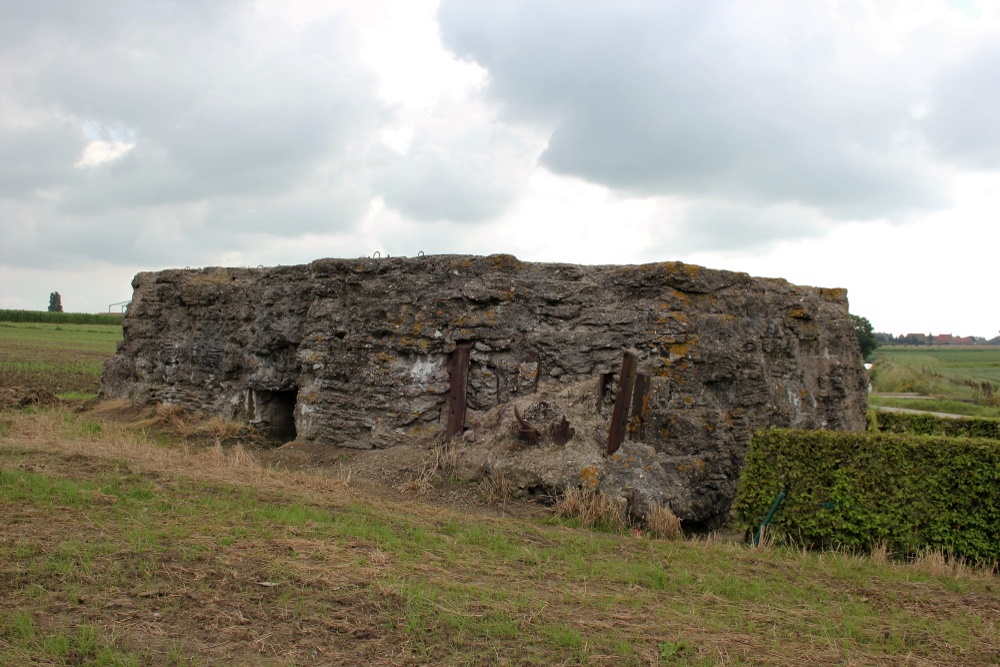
[372,121,535,223]
[0,121,85,197]
[438,0,960,221]
[0,200,210,270]
[667,202,831,254]
[0,0,388,269]
[920,41,1000,170]
[199,185,372,236]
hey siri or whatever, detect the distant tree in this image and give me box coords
[48,291,63,313]
[851,314,878,360]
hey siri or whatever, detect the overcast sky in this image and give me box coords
[1,0,997,337]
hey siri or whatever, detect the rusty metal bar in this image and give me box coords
[551,416,575,445]
[513,405,540,444]
[629,370,651,441]
[446,342,472,439]
[606,348,639,456]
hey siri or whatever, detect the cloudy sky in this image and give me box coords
[1,0,997,337]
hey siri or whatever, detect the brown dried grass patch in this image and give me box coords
[116,402,260,442]
[479,467,514,505]
[869,541,892,565]
[645,503,682,540]
[554,486,628,532]
[910,548,984,578]
[1,407,350,498]
[395,442,455,496]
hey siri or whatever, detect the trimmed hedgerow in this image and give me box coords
[869,410,1000,440]
[0,309,124,325]
[734,429,1000,564]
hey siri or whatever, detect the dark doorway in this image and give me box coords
[250,389,298,442]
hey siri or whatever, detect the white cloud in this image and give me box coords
[0,0,997,338]
[436,0,984,221]
[75,140,134,168]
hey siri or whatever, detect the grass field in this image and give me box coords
[0,321,123,399]
[870,346,1000,419]
[1,319,997,664]
[2,409,997,665]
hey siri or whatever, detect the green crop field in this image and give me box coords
[1,318,997,665]
[0,321,123,399]
[869,346,1000,418]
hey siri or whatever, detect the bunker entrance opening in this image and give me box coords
[248,388,298,442]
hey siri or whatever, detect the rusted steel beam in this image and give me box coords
[629,370,651,441]
[446,342,473,439]
[551,416,575,445]
[606,348,639,456]
[513,405,540,444]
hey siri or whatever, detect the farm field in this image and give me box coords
[869,346,1000,419]
[0,321,123,400]
[1,319,998,665]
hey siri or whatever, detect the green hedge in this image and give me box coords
[734,429,1000,564]
[0,309,124,325]
[869,410,1000,440]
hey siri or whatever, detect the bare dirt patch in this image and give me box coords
[0,386,59,409]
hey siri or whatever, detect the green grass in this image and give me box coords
[0,311,996,664]
[0,321,122,396]
[0,609,140,666]
[872,346,1000,387]
[0,309,124,325]
[2,410,997,665]
[0,321,123,353]
[870,346,1000,417]
[867,394,1000,418]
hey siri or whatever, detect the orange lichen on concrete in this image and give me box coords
[819,287,847,302]
[488,254,525,271]
[788,307,811,320]
[579,465,600,491]
[451,306,498,328]
[669,339,697,361]
[373,351,395,365]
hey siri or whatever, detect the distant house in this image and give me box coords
[933,334,954,344]
[953,336,975,345]
[906,333,928,343]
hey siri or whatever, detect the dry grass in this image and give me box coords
[479,467,514,505]
[910,548,989,578]
[4,406,350,497]
[102,401,261,442]
[645,503,682,540]
[4,405,998,666]
[869,541,892,565]
[396,442,455,496]
[752,533,995,577]
[554,486,628,532]
[396,475,434,496]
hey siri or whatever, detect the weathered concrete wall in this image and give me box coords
[101,254,868,522]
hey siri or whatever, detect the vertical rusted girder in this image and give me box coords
[628,370,651,441]
[606,348,639,456]
[446,342,473,439]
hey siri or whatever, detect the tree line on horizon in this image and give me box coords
[875,332,999,346]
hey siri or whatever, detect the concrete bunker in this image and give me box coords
[100,254,869,523]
